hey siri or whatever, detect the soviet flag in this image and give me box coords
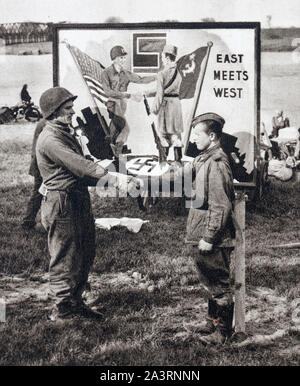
[177,46,208,99]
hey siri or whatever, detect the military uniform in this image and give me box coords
[185,144,235,337]
[36,119,108,310]
[153,113,236,342]
[151,66,183,142]
[34,87,112,319]
[22,119,46,229]
[100,46,155,154]
[150,44,184,160]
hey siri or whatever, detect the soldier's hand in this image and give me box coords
[198,239,213,254]
[108,173,141,197]
[131,92,142,102]
[127,176,143,196]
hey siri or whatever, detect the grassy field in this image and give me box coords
[0,124,300,366]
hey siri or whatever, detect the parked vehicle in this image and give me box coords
[10,101,42,122]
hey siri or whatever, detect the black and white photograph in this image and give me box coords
[0,0,299,370]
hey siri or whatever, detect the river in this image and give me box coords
[0,52,299,136]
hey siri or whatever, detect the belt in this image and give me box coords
[163,93,179,98]
[39,183,87,196]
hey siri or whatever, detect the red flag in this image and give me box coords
[177,46,208,99]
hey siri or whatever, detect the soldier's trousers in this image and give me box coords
[41,189,95,306]
[187,245,234,330]
[22,175,43,226]
[107,100,130,150]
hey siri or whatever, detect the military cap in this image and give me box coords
[110,45,127,60]
[162,44,178,57]
[192,112,225,128]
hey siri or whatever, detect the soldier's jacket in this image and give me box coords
[29,119,46,177]
[100,64,156,115]
[171,145,235,247]
[150,64,184,136]
[36,120,107,191]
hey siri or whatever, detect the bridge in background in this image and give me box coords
[0,22,53,45]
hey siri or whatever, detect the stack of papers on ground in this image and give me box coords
[95,217,149,233]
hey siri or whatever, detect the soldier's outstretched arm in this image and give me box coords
[128,71,156,84]
[100,70,131,99]
[42,137,108,182]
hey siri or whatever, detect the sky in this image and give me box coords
[0,0,300,27]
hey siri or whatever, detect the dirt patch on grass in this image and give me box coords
[1,271,299,350]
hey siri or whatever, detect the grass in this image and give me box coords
[0,136,300,366]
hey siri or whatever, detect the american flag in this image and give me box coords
[66,43,108,108]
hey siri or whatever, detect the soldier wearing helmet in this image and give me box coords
[145,44,184,161]
[100,45,156,156]
[36,87,140,322]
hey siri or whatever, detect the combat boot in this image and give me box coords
[199,302,234,345]
[48,301,76,323]
[199,319,228,345]
[74,299,104,320]
[174,147,182,162]
[197,299,218,334]
[196,318,215,335]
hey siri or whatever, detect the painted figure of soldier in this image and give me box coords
[146,44,184,161]
[100,45,156,157]
[21,118,46,230]
[36,87,139,322]
[144,112,235,344]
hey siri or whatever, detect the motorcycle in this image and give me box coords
[10,101,42,122]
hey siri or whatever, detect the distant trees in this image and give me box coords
[104,17,124,23]
[201,18,216,22]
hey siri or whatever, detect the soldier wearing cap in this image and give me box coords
[187,113,235,344]
[100,45,156,156]
[146,44,184,161]
[145,112,235,344]
[36,87,140,322]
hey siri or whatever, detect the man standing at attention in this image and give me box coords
[185,113,236,344]
[100,45,156,157]
[146,44,184,162]
[144,113,236,344]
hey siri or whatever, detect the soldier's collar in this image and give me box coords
[47,120,73,134]
[197,144,221,161]
[112,63,124,74]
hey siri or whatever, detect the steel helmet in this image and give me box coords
[39,87,77,118]
[110,45,127,60]
[162,44,178,57]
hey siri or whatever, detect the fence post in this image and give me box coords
[234,191,246,333]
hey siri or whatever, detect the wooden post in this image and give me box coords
[234,191,246,333]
